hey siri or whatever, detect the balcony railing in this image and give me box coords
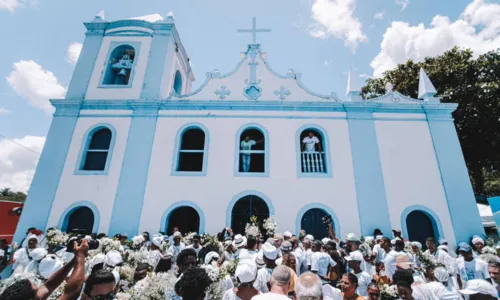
[301,152,326,173]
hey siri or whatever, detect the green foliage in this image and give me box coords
[362,47,500,196]
[0,188,27,202]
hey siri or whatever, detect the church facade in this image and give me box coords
[14,15,484,248]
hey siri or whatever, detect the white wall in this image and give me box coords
[139,112,360,236]
[85,36,152,100]
[375,119,456,246]
[47,116,132,234]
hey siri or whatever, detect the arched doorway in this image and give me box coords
[66,207,94,234]
[301,208,329,239]
[167,206,200,234]
[231,195,270,235]
[406,210,436,249]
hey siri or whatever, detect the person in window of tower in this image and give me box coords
[302,132,322,153]
[240,135,264,172]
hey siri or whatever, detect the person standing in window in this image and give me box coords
[302,132,322,153]
[240,136,264,172]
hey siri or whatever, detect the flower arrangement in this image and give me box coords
[183,232,196,245]
[262,216,278,237]
[127,271,178,300]
[245,224,260,237]
[482,246,497,255]
[359,242,372,258]
[131,235,145,250]
[220,259,239,279]
[201,264,220,281]
[417,251,442,272]
[99,237,122,254]
[46,229,68,248]
[380,284,399,300]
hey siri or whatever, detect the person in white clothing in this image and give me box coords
[345,251,372,296]
[11,235,40,275]
[240,136,264,173]
[301,132,322,153]
[167,231,186,269]
[424,237,455,273]
[254,243,280,294]
[310,240,337,284]
[223,259,260,300]
[455,243,491,289]
[471,235,486,257]
[252,265,291,300]
[186,234,203,257]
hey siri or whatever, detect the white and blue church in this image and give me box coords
[14,14,484,249]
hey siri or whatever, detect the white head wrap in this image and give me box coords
[105,250,123,267]
[283,231,292,238]
[375,235,384,241]
[472,235,485,245]
[304,234,314,242]
[235,259,258,283]
[346,233,360,242]
[30,248,48,261]
[27,233,43,244]
[321,238,331,245]
[152,236,163,248]
[39,255,63,279]
[411,241,422,249]
[364,236,375,244]
[173,231,182,238]
[434,267,450,283]
[204,251,220,265]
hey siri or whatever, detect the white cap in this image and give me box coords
[375,235,383,241]
[438,238,447,245]
[255,252,265,268]
[459,279,497,297]
[345,251,364,262]
[233,234,247,248]
[346,233,360,242]
[105,250,123,267]
[173,231,182,238]
[391,237,401,245]
[90,253,106,268]
[321,238,331,245]
[39,255,63,279]
[204,251,220,265]
[31,248,48,261]
[283,231,292,238]
[262,242,279,260]
[152,236,163,248]
[235,259,258,283]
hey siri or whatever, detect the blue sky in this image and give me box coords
[0,0,499,191]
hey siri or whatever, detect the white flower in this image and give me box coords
[132,235,145,247]
[201,264,220,281]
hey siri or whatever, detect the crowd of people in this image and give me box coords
[0,220,499,299]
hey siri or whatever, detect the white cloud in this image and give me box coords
[359,73,372,79]
[0,107,11,114]
[394,0,410,11]
[0,0,19,12]
[6,60,66,113]
[0,136,45,193]
[371,0,500,77]
[374,11,385,20]
[308,0,367,50]
[67,42,83,65]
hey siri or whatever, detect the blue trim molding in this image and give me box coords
[141,31,171,99]
[171,122,210,177]
[108,107,159,236]
[74,123,117,175]
[58,201,101,233]
[295,124,332,178]
[424,105,484,243]
[13,106,80,243]
[400,205,444,241]
[295,203,341,237]
[98,41,142,89]
[161,201,206,234]
[345,107,392,237]
[234,123,270,177]
[226,190,275,227]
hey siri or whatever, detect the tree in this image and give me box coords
[362,47,500,196]
[0,188,26,202]
[0,188,13,197]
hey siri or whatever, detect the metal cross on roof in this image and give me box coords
[237,17,271,45]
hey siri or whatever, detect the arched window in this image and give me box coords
[406,210,437,249]
[103,44,135,85]
[238,128,265,173]
[166,206,200,234]
[65,207,95,234]
[177,127,206,172]
[173,70,183,95]
[231,195,270,235]
[299,128,326,173]
[81,128,112,171]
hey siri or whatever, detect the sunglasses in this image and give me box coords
[89,292,116,300]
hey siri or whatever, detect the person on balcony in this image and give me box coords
[240,136,264,172]
[302,132,322,153]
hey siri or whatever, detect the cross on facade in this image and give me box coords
[237,17,271,45]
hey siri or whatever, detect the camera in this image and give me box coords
[66,231,100,253]
[322,214,333,225]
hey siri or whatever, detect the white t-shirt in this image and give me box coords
[311,252,337,277]
[322,284,342,300]
[241,140,257,154]
[383,250,399,280]
[167,242,186,266]
[239,249,259,261]
[186,244,202,256]
[353,271,372,296]
[426,282,461,300]
[253,267,274,293]
[455,257,490,282]
[372,244,386,262]
[302,136,320,152]
[251,293,290,300]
